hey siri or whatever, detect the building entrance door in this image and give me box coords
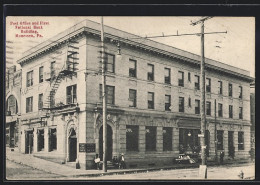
[228,131,234,158]
[99,125,113,161]
[68,129,77,162]
[25,130,33,154]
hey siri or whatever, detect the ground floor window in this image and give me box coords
[238,131,244,150]
[49,128,57,151]
[217,130,224,150]
[163,127,172,151]
[38,129,44,151]
[179,128,200,154]
[126,125,139,151]
[145,126,156,151]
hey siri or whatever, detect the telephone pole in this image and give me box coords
[191,16,212,179]
[100,16,107,172]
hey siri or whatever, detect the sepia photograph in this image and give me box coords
[5,15,255,180]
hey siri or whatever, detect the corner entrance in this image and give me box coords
[99,125,113,161]
[68,128,77,162]
[25,130,33,154]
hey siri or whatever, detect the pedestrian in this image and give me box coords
[94,154,101,170]
[220,151,224,165]
[119,153,126,169]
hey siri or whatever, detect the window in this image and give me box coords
[163,127,172,151]
[239,86,243,99]
[164,68,171,84]
[126,125,139,151]
[99,85,115,105]
[165,95,171,111]
[145,126,156,151]
[147,64,154,81]
[26,96,33,113]
[188,97,191,107]
[49,128,57,151]
[217,130,224,150]
[129,59,137,77]
[148,92,154,109]
[229,83,233,97]
[129,89,137,107]
[66,85,77,104]
[106,53,115,73]
[239,107,243,119]
[238,132,244,150]
[194,75,200,90]
[188,72,191,82]
[26,71,33,87]
[7,95,18,115]
[206,101,211,116]
[38,129,44,151]
[195,100,200,114]
[179,97,184,112]
[206,78,211,93]
[218,81,223,95]
[229,105,233,118]
[51,61,55,78]
[218,103,223,117]
[39,66,44,83]
[38,93,43,110]
[178,71,184,87]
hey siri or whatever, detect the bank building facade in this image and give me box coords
[16,20,253,169]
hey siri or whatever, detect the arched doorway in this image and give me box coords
[68,128,77,162]
[99,125,113,161]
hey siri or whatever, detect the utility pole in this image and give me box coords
[215,99,218,163]
[100,16,107,172]
[191,16,212,179]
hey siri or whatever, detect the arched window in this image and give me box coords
[7,95,18,115]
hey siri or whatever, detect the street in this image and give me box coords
[6,158,254,180]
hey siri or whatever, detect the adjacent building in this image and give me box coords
[16,20,253,169]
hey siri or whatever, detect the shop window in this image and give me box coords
[217,130,224,150]
[26,70,33,87]
[49,128,57,151]
[238,131,244,150]
[145,126,156,151]
[129,89,137,107]
[179,97,184,112]
[178,71,184,87]
[148,92,154,109]
[67,85,77,104]
[163,127,172,151]
[129,59,137,77]
[195,100,200,114]
[164,68,171,84]
[165,95,171,111]
[126,125,139,151]
[26,96,33,113]
[147,64,154,81]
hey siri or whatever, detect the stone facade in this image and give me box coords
[16,20,253,169]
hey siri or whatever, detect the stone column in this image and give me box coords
[156,126,163,152]
[139,126,145,154]
[20,127,25,153]
[33,128,38,153]
[44,127,49,152]
[173,127,179,155]
[119,124,126,154]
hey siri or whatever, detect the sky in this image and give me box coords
[6,16,255,77]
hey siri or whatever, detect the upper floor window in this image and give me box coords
[164,68,171,84]
[105,53,115,73]
[26,96,33,113]
[66,85,77,104]
[99,85,115,105]
[218,103,223,117]
[129,59,137,77]
[179,97,184,112]
[148,92,154,109]
[239,86,243,99]
[218,81,223,95]
[188,72,191,82]
[206,101,211,116]
[147,64,154,81]
[6,95,18,115]
[129,89,137,107]
[38,93,43,110]
[51,61,56,78]
[39,66,44,83]
[229,105,233,118]
[178,71,184,87]
[195,99,200,114]
[229,83,233,97]
[206,78,211,93]
[26,70,33,87]
[239,107,243,119]
[194,75,200,90]
[165,95,171,111]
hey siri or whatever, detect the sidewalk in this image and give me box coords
[5,148,253,178]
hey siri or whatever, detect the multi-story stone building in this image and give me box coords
[6,65,22,149]
[17,20,253,169]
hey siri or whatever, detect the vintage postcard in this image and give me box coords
[5,16,255,180]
